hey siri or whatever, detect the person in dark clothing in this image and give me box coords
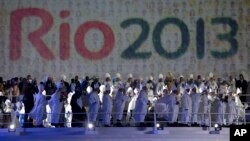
[32,78,39,94]
[61,76,71,94]
[59,75,71,127]
[81,76,90,95]
[0,94,8,128]
[0,96,7,111]
[91,77,101,91]
[70,86,86,127]
[18,77,25,94]
[22,82,36,127]
[236,74,248,103]
[74,75,81,88]
[70,79,76,92]
[0,77,3,84]
[45,77,56,100]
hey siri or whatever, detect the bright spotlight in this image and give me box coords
[84,122,98,134]
[209,124,221,134]
[8,124,16,132]
[214,124,222,131]
[87,123,95,131]
[156,123,164,130]
[156,123,160,128]
[88,123,94,129]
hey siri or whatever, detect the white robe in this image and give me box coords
[181,92,192,124]
[4,99,12,113]
[158,94,170,120]
[114,91,129,120]
[133,91,148,123]
[102,94,113,125]
[168,93,177,123]
[172,102,179,123]
[208,80,218,91]
[191,92,201,123]
[147,90,155,105]
[154,102,167,119]
[200,94,211,126]
[49,92,63,124]
[88,91,100,122]
[99,92,104,105]
[156,82,165,96]
[127,94,138,120]
[227,96,236,125]
[235,95,245,120]
[29,93,47,126]
[15,101,25,125]
[65,92,73,128]
[216,99,224,125]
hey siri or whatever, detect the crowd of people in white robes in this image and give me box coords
[0,72,249,128]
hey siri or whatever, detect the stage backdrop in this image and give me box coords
[0,0,250,81]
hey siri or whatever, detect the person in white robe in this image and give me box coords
[168,89,178,124]
[157,87,170,121]
[133,85,149,126]
[199,89,208,126]
[180,86,192,126]
[156,74,165,96]
[190,86,201,125]
[49,82,64,127]
[102,85,113,126]
[216,93,225,126]
[207,72,218,91]
[64,85,75,128]
[200,88,215,126]
[126,87,138,123]
[88,83,100,123]
[29,83,47,127]
[234,88,248,124]
[125,73,133,89]
[103,73,113,89]
[177,75,185,89]
[227,90,236,125]
[114,84,129,126]
[1,97,13,128]
[99,85,105,105]
[114,73,123,91]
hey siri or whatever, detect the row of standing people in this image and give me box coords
[0,72,249,127]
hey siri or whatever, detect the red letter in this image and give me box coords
[59,10,70,60]
[74,21,115,60]
[9,8,54,60]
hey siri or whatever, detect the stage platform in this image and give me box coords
[0,127,229,141]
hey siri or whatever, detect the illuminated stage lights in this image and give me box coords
[8,124,16,132]
[156,123,164,130]
[87,123,94,130]
[151,122,165,134]
[84,123,98,135]
[209,124,222,134]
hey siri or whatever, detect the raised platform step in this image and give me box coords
[0,127,229,141]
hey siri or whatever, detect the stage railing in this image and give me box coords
[0,110,249,128]
[1,94,250,128]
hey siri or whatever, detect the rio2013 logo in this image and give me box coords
[9,8,238,61]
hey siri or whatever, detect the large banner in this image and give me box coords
[0,0,250,81]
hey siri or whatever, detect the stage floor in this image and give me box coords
[0,127,229,141]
